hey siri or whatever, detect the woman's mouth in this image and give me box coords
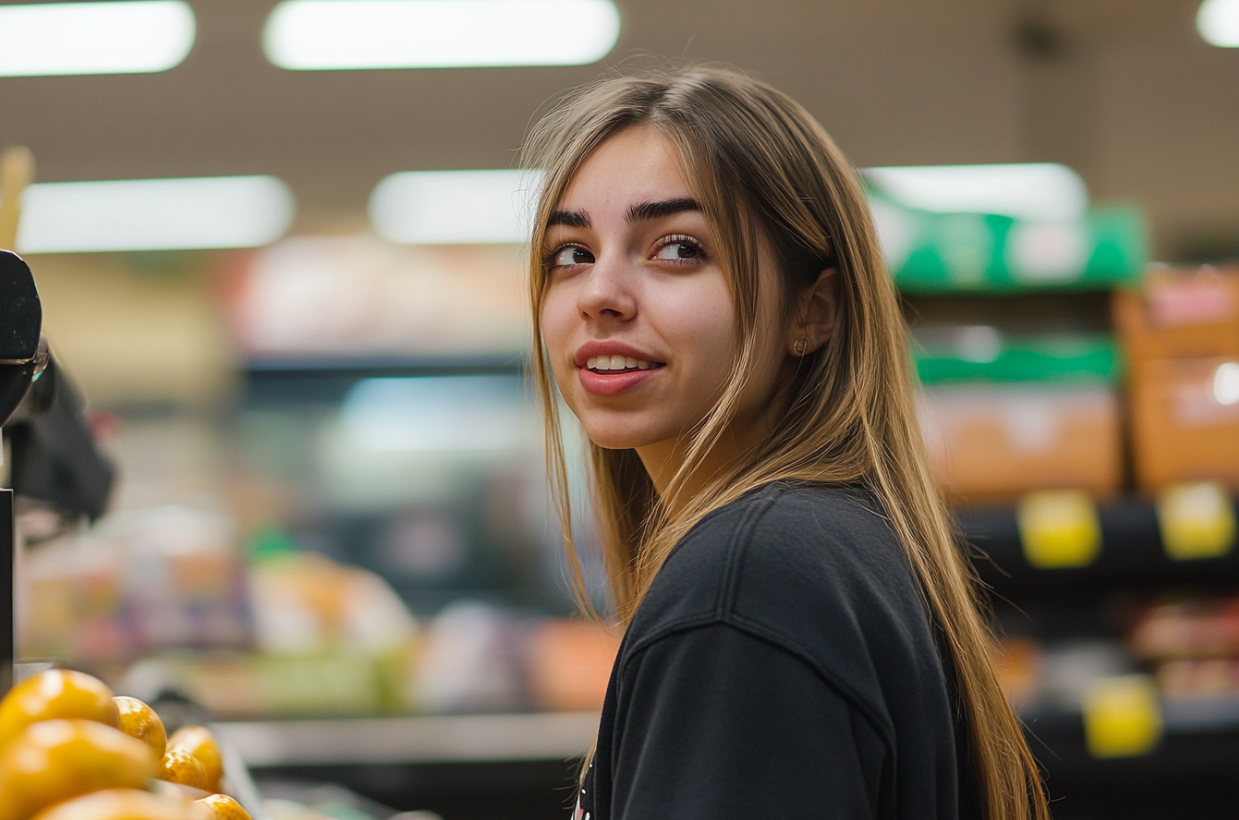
[586,355,661,374]
[577,354,665,396]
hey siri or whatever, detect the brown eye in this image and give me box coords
[553,246,594,266]
[654,239,702,262]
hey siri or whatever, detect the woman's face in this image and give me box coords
[539,127,789,470]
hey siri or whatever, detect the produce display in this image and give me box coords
[0,669,252,820]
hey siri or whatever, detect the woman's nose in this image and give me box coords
[577,255,635,321]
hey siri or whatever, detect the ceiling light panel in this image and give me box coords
[369,169,542,245]
[863,163,1088,222]
[265,0,620,70]
[1198,0,1239,46]
[0,1,195,77]
[17,176,296,254]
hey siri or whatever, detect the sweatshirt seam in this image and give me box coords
[618,617,895,754]
[655,482,784,575]
[622,483,783,659]
[718,484,783,617]
[720,485,897,742]
[726,612,896,750]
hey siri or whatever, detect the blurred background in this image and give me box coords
[2,0,1239,818]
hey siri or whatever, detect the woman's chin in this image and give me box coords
[587,434,651,451]
[580,424,663,452]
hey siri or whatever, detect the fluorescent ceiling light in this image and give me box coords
[264,0,620,70]
[17,176,295,254]
[0,1,195,77]
[863,163,1088,221]
[1198,0,1239,46]
[370,169,542,244]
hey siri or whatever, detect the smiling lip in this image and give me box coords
[574,341,663,368]
[574,341,665,397]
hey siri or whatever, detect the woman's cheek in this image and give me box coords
[539,291,577,392]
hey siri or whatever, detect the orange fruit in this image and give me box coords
[194,796,251,820]
[166,727,222,793]
[113,697,166,759]
[158,748,206,790]
[0,670,119,750]
[30,789,207,820]
[0,720,157,820]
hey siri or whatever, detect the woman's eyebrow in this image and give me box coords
[626,198,701,222]
[547,209,590,228]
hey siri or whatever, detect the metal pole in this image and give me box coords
[0,488,13,696]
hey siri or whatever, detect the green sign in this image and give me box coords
[869,195,1146,293]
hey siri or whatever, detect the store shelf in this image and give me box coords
[241,354,528,405]
[243,354,526,380]
[1162,695,1239,732]
[213,711,599,768]
[1018,695,1239,738]
[959,496,1239,595]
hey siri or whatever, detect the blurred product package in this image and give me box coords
[406,600,522,713]
[990,636,1141,714]
[1130,595,1239,701]
[1115,267,1239,491]
[223,236,528,359]
[399,601,618,715]
[990,636,1043,710]
[524,617,619,713]
[131,596,615,719]
[914,328,1123,501]
[21,506,250,664]
[1131,596,1239,662]
[248,548,416,656]
[24,522,618,719]
[147,548,421,717]
[993,590,1239,712]
[1113,268,1239,361]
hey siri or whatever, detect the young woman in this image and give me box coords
[522,67,1049,820]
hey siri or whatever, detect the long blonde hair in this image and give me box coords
[522,67,1049,820]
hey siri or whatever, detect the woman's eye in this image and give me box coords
[552,246,594,267]
[654,240,702,262]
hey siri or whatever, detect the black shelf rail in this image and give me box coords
[958,496,1239,597]
[241,354,529,406]
[243,354,527,380]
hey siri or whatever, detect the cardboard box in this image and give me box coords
[1129,357,1239,492]
[1113,268,1239,363]
[918,384,1122,502]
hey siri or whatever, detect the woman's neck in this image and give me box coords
[635,360,802,511]
[636,418,769,515]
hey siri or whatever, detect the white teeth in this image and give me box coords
[585,354,657,371]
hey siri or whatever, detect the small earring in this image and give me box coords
[793,336,808,355]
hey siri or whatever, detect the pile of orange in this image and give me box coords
[0,669,253,820]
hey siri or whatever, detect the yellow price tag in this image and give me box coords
[1082,675,1163,759]
[1017,490,1102,569]
[1157,482,1237,561]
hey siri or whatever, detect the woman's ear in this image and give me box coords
[788,267,839,356]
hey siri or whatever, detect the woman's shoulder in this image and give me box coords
[628,481,944,729]
[679,481,908,585]
[637,481,923,640]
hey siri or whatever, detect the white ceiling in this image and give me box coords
[0,0,1235,259]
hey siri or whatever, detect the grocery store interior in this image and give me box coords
[2,0,1239,817]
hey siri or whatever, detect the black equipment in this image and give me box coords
[0,250,117,692]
